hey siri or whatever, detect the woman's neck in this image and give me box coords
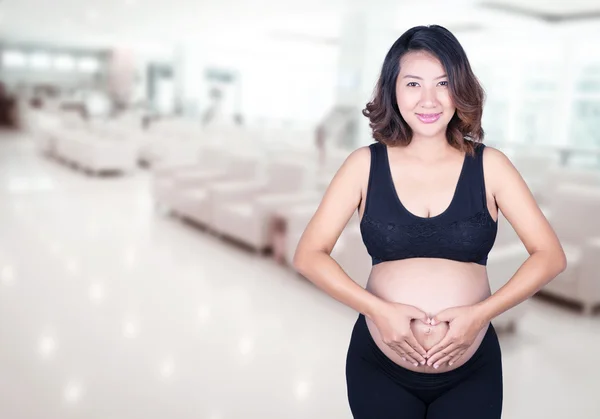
[400,135,456,162]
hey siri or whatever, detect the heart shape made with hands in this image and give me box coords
[410,318,450,351]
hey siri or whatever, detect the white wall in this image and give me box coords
[177,36,339,126]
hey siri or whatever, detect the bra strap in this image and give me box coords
[476,142,488,209]
[363,142,394,219]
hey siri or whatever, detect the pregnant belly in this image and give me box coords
[365,258,492,373]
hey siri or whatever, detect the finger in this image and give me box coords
[394,343,420,366]
[408,306,430,324]
[399,342,425,366]
[404,336,427,363]
[426,336,454,360]
[430,307,457,326]
[448,349,466,366]
[435,348,462,368]
[385,342,416,365]
[395,342,419,366]
[428,343,458,367]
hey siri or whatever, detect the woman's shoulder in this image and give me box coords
[344,144,373,164]
[467,140,507,162]
[331,144,373,182]
[478,143,520,195]
[479,143,510,164]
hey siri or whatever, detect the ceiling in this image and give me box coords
[0,0,345,51]
[480,0,600,22]
[0,0,599,52]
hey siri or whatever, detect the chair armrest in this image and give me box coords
[253,191,322,213]
[578,238,600,305]
[152,163,201,177]
[171,169,229,187]
[585,237,600,248]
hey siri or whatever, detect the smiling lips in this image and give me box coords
[416,113,441,123]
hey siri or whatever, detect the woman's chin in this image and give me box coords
[410,319,449,351]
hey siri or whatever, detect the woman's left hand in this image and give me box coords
[425,305,488,368]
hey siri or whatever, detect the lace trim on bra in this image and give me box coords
[359,210,497,264]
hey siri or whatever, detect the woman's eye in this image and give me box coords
[439,81,449,86]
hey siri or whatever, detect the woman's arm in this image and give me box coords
[474,146,567,323]
[292,146,386,320]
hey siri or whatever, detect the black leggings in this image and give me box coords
[346,314,503,419]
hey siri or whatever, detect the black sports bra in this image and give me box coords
[359,141,498,266]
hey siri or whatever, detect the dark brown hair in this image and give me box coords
[362,25,485,156]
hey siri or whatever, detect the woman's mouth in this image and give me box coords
[416,113,441,124]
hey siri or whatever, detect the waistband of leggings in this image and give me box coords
[357,313,497,387]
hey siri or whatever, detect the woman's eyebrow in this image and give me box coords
[402,74,447,80]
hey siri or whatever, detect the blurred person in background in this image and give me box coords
[293,25,566,419]
[0,82,19,129]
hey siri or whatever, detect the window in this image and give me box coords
[54,54,75,71]
[30,52,52,69]
[3,50,27,68]
[78,57,100,73]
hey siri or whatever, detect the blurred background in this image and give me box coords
[1,0,600,418]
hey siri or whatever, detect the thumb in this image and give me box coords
[430,308,454,326]
[408,306,430,324]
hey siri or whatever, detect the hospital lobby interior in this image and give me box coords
[0,0,599,418]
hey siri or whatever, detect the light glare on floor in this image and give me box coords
[89,283,104,303]
[123,319,138,338]
[50,242,62,255]
[39,335,57,358]
[1,265,15,285]
[198,305,211,323]
[239,337,254,355]
[64,381,83,403]
[124,247,137,268]
[66,259,79,275]
[294,380,310,400]
[160,357,175,378]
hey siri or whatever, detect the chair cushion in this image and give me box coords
[563,243,582,266]
[559,242,582,283]
[181,189,208,201]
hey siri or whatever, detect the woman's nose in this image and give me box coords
[420,88,437,106]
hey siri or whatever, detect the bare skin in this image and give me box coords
[364,259,491,373]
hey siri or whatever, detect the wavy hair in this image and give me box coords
[362,25,485,156]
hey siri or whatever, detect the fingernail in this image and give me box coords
[413,363,418,367]
[449,362,453,366]
[420,360,425,365]
[434,364,439,369]
[402,357,406,362]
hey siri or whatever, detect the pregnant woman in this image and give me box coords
[293,25,566,419]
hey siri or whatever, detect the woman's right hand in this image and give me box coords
[370,302,430,366]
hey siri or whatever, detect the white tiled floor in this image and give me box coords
[0,131,599,419]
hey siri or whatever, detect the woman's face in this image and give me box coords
[396,51,456,138]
